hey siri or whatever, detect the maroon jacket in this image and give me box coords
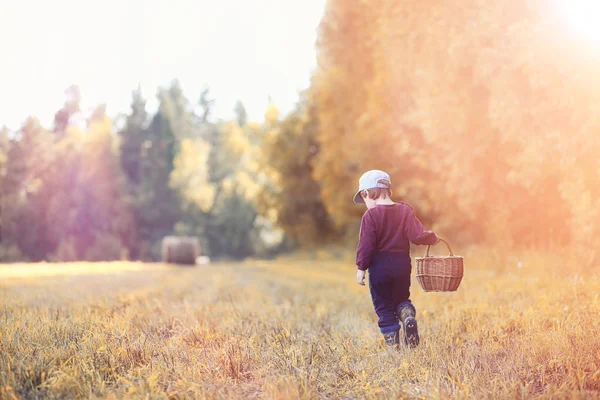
[356,203,437,270]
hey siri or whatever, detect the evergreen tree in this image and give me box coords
[198,87,215,124]
[119,86,147,186]
[53,85,81,136]
[160,79,198,140]
[136,97,181,260]
[234,100,248,127]
[117,87,148,258]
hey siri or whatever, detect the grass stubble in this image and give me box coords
[1,249,599,399]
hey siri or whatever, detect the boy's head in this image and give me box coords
[353,170,392,206]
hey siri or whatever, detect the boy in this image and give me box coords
[353,169,439,348]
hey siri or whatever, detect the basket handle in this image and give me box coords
[424,238,454,257]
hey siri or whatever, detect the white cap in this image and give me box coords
[352,170,391,203]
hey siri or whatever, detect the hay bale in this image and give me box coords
[161,236,200,265]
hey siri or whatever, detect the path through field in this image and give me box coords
[1,252,599,399]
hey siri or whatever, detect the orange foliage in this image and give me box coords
[312,0,600,249]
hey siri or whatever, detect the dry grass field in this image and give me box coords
[1,249,599,399]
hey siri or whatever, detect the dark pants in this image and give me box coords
[368,251,414,333]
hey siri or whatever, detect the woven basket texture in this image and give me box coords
[415,256,464,292]
[415,239,464,292]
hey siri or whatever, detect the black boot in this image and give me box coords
[398,304,419,348]
[382,330,400,347]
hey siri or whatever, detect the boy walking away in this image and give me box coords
[353,170,439,349]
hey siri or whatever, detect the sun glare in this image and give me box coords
[556,0,600,42]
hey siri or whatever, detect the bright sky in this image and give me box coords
[0,0,326,130]
[555,0,600,43]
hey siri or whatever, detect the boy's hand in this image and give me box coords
[356,269,366,286]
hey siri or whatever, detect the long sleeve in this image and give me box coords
[356,212,377,270]
[405,208,437,245]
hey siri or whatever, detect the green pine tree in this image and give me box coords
[136,98,181,260]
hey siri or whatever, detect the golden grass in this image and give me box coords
[1,249,599,399]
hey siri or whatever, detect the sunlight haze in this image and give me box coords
[0,0,326,130]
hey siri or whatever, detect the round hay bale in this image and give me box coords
[161,236,200,265]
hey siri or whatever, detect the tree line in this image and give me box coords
[0,82,335,262]
[2,0,600,262]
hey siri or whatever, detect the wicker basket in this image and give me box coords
[415,239,464,292]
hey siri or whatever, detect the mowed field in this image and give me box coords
[1,250,599,399]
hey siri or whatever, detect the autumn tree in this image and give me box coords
[256,93,336,247]
[312,0,599,249]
